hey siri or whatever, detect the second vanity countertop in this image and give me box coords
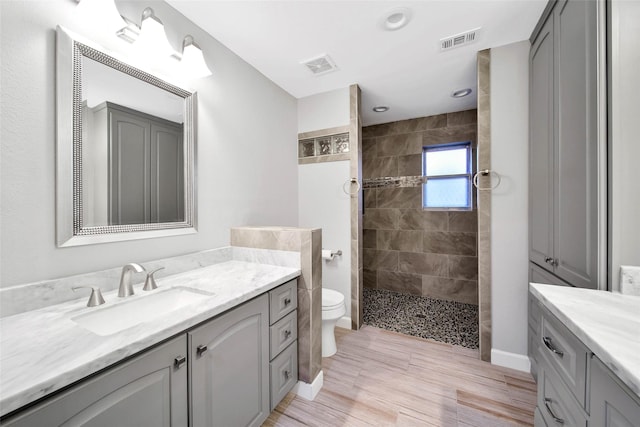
[529,283,640,397]
[0,260,300,417]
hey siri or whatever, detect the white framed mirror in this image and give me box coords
[56,26,197,247]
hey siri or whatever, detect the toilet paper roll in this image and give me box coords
[322,249,334,261]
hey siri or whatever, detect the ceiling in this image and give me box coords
[167,0,547,126]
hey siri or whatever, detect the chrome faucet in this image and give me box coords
[118,263,146,297]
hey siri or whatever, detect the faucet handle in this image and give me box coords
[143,267,165,291]
[72,286,106,307]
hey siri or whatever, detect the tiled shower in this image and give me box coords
[361,109,480,348]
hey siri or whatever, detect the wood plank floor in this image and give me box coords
[264,326,537,427]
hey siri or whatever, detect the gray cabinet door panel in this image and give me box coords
[189,295,269,427]
[2,336,188,427]
[553,0,598,289]
[590,357,640,427]
[150,123,184,223]
[529,13,555,271]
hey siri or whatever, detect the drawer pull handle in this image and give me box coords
[196,344,208,357]
[543,398,565,424]
[284,297,292,306]
[284,330,292,339]
[174,355,186,369]
[542,336,564,358]
[284,370,290,380]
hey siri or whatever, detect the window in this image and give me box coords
[422,142,472,210]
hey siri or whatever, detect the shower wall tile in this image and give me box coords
[398,252,448,277]
[377,133,423,157]
[447,110,477,127]
[377,271,423,295]
[376,187,422,209]
[362,110,478,304]
[363,249,399,272]
[398,209,448,231]
[377,230,423,252]
[364,269,377,288]
[397,154,422,176]
[423,231,476,256]
[422,277,478,305]
[363,229,377,249]
[449,255,479,281]
[449,211,478,232]
[364,189,377,208]
[363,157,397,179]
[363,208,399,230]
[363,138,377,159]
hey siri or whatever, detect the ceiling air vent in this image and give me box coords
[440,28,481,51]
[301,54,338,76]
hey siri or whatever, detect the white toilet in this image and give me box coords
[321,289,346,357]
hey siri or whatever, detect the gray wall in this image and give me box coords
[0,1,298,287]
[609,0,640,290]
[489,41,530,369]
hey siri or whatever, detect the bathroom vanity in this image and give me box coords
[0,259,300,426]
[528,284,640,427]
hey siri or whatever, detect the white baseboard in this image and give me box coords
[336,316,352,330]
[491,349,531,373]
[293,370,323,401]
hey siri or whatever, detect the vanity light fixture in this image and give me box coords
[373,106,390,113]
[452,88,473,98]
[179,35,213,79]
[134,8,178,58]
[75,0,128,34]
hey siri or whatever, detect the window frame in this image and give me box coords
[422,141,473,211]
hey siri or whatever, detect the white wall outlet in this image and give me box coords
[619,265,640,296]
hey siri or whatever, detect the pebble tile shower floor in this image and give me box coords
[363,288,479,349]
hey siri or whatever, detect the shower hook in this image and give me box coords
[342,178,361,196]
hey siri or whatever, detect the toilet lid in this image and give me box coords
[322,289,344,309]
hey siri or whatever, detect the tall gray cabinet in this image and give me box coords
[529,0,605,290]
[87,102,184,226]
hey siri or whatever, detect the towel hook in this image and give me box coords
[473,169,501,191]
[342,178,361,196]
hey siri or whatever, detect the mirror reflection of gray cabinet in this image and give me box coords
[86,102,184,226]
[189,295,270,427]
[529,0,601,290]
[1,336,188,427]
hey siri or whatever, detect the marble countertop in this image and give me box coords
[0,261,300,417]
[529,283,640,397]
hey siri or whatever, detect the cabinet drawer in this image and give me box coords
[538,366,587,427]
[539,309,589,407]
[269,279,297,324]
[270,342,298,411]
[270,310,298,360]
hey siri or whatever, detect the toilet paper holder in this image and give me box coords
[322,249,342,260]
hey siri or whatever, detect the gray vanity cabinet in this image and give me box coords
[1,335,188,427]
[529,0,602,290]
[189,294,270,427]
[590,357,640,427]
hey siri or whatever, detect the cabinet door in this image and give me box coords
[109,108,151,225]
[529,13,555,271]
[189,295,269,427]
[150,123,184,223]
[590,357,640,427]
[553,0,598,289]
[2,336,188,427]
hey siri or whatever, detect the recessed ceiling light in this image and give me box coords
[381,8,412,31]
[452,88,473,98]
[373,106,389,113]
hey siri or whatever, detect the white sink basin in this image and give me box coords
[72,287,213,336]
